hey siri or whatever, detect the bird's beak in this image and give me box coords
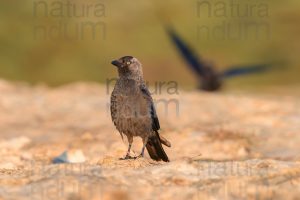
[111,60,122,68]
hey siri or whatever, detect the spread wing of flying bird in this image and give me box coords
[221,64,274,79]
[166,26,207,77]
[165,25,282,91]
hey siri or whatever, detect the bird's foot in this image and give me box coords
[119,154,135,160]
[133,153,144,159]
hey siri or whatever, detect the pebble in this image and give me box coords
[52,149,86,164]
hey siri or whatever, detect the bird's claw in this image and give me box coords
[119,154,134,160]
[133,154,144,159]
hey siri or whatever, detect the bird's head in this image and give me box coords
[111,56,143,78]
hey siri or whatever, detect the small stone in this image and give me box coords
[52,149,86,164]
[68,149,86,163]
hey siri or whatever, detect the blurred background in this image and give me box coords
[0,0,299,93]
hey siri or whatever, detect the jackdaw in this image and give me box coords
[110,56,171,162]
[166,25,279,91]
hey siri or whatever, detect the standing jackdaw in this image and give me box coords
[110,56,171,162]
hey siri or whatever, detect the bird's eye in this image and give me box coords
[126,61,131,65]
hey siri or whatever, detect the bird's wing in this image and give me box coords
[221,64,274,79]
[166,25,206,77]
[140,84,171,162]
[140,84,160,131]
[140,84,171,148]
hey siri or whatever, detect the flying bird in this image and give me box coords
[166,26,277,91]
[110,56,171,162]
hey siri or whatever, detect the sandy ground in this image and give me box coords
[0,79,300,200]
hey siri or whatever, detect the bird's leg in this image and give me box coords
[124,143,132,159]
[120,136,134,160]
[136,136,148,159]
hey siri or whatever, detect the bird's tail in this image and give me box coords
[146,131,170,162]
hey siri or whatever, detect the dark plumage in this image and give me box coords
[110,56,170,162]
[166,25,278,91]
